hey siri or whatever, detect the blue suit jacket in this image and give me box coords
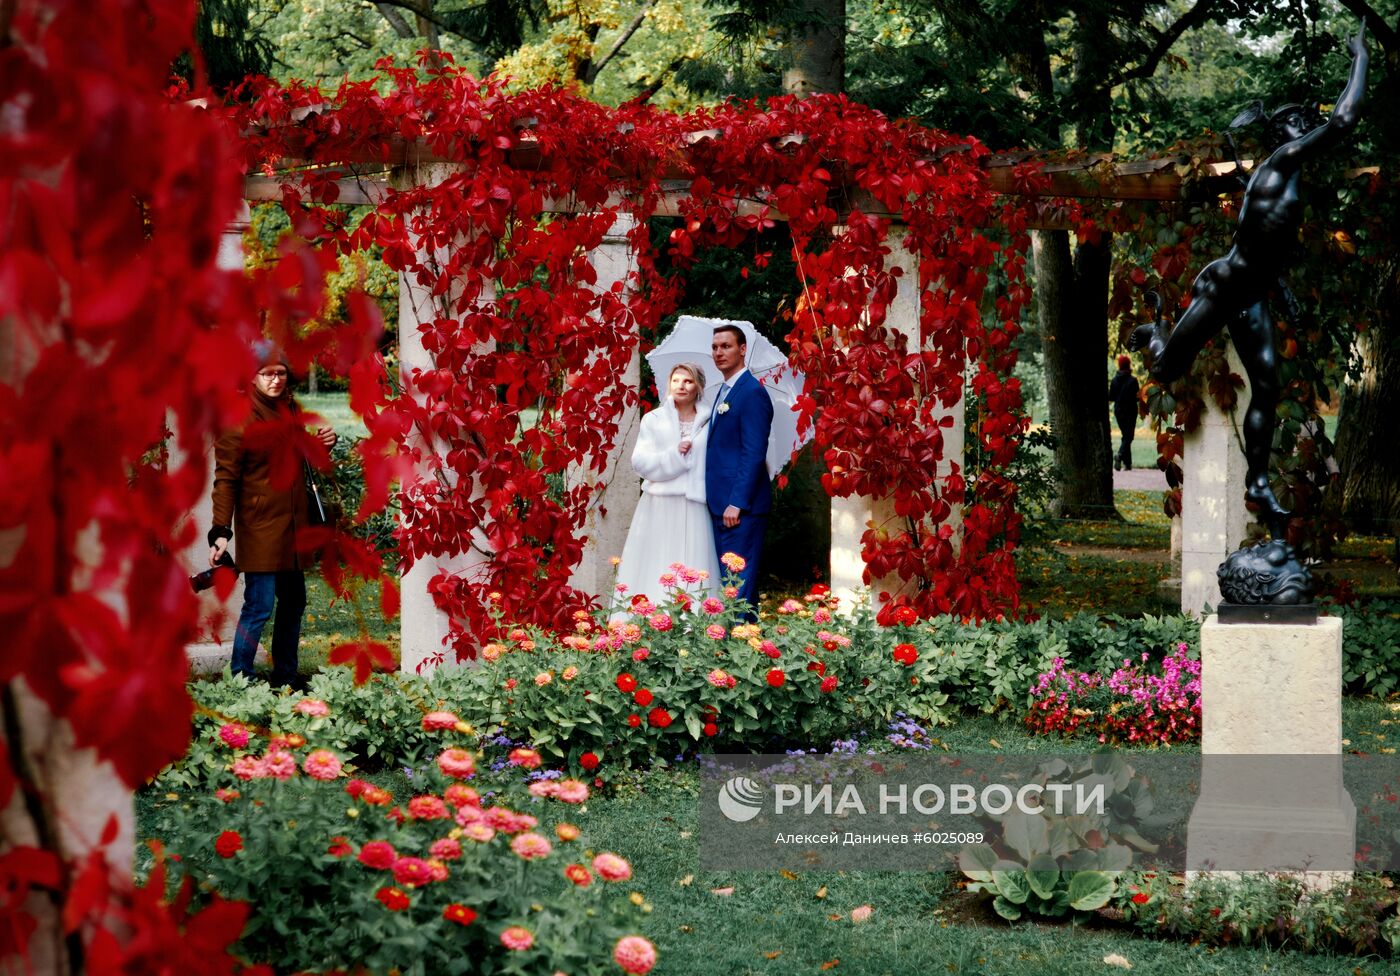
[705,369,774,517]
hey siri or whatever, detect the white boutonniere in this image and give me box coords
[716,402,730,415]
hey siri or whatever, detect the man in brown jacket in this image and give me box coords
[208,343,336,687]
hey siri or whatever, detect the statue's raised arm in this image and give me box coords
[1270,22,1368,166]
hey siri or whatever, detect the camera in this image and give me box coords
[190,552,238,594]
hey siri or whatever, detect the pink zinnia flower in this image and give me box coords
[658,571,678,587]
[614,936,658,975]
[720,552,746,572]
[392,856,435,887]
[552,779,590,804]
[592,852,632,881]
[534,671,552,686]
[302,749,343,781]
[705,624,727,641]
[214,788,240,803]
[463,822,496,843]
[294,698,330,717]
[510,832,553,860]
[438,748,477,779]
[679,567,702,584]
[508,748,542,769]
[648,612,673,632]
[231,755,264,780]
[701,597,724,615]
[813,608,832,624]
[632,647,650,661]
[356,841,397,870]
[262,751,297,780]
[485,807,538,833]
[430,837,463,861]
[760,640,780,658]
[779,599,802,614]
[422,710,460,730]
[561,666,579,681]
[408,795,450,820]
[707,668,732,688]
[218,723,250,749]
[500,926,534,951]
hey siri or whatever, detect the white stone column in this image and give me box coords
[1187,615,1354,886]
[185,202,263,672]
[1180,346,1250,616]
[567,214,643,603]
[396,164,492,676]
[830,226,963,613]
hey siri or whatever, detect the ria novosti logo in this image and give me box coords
[717,776,766,822]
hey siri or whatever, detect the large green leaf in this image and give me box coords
[958,844,999,882]
[995,869,1030,905]
[1066,871,1116,911]
[1026,853,1060,899]
[1002,810,1050,861]
[992,895,1023,921]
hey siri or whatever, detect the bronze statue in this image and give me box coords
[1130,23,1368,549]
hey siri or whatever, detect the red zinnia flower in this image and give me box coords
[633,688,654,706]
[1131,891,1150,905]
[376,887,410,911]
[820,676,838,694]
[214,831,242,858]
[626,714,641,728]
[579,751,600,771]
[807,661,826,676]
[647,707,672,729]
[443,903,477,926]
[327,836,353,858]
[766,669,785,688]
[616,673,638,693]
[892,643,918,666]
[703,722,718,737]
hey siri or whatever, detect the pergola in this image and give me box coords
[190,120,1251,671]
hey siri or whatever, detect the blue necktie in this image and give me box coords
[717,383,730,409]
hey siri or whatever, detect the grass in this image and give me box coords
[583,762,1388,976]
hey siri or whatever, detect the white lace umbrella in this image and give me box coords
[645,315,810,478]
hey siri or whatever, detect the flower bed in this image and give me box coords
[150,715,657,974]
[1024,643,1202,745]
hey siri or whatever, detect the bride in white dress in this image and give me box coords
[613,363,721,610]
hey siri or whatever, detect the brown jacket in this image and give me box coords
[211,390,315,572]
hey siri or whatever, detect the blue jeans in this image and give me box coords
[231,571,306,684]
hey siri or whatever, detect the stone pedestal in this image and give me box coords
[1180,348,1249,616]
[1187,615,1354,884]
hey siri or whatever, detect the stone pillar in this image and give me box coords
[1180,346,1249,616]
[567,214,643,602]
[396,164,492,676]
[184,202,263,673]
[830,226,963,613]
[1187,616,1354,885]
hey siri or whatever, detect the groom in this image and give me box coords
[706,324,774,617]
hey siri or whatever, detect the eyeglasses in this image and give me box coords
[257,370,289,381]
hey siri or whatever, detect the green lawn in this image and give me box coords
[582,762,1389,976]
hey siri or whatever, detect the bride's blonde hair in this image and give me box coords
[669,363,706,394]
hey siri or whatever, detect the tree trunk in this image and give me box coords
[1033,229,1118,519]
[782,0,845,96]
[1331,257,1400,535]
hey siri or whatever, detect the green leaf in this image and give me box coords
[684,710,703,741]
[958,844,999,882]
[992,895,1023,920]
[995,870,1030,905]
[1066,871,1116,911]
[1026,853,1059,899]
[1002,810,1050,861]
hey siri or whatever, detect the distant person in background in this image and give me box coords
[209,342,336,689]
[1108,355,1140,471]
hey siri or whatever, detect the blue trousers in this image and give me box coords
[231,571,305,685]
[712,513,767,621]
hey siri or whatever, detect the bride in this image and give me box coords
[613,363,721,611]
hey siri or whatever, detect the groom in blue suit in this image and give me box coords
[706,324,774,617]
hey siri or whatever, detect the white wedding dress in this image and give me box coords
[613,396,721,613]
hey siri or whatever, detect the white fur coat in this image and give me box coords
[631,395,711,504]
